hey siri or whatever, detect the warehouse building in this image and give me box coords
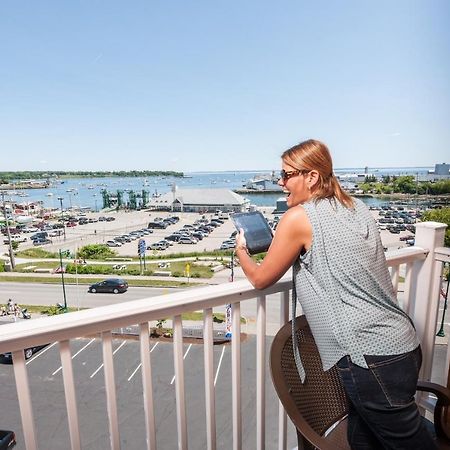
[147,188,249,213]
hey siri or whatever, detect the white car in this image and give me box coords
[3,235,27,244]
[106,240,122,247]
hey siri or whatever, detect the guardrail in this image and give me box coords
[0,221,448,450]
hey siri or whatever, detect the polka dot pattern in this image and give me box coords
[292,198,419,379]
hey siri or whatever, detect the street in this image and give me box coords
[0,282,180,309]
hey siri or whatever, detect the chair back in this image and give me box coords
[270,315,350,450]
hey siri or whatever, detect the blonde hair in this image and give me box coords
[281,139,354,208]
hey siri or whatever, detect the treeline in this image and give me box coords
[359,176,450,195]
[0,170,184,183]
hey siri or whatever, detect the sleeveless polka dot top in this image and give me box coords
[292,198,419,381]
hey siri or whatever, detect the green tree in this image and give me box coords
[77,244,116,260]
[392,175,416,194]
[421,208,450,247]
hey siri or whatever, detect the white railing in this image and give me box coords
[0,222,448,450]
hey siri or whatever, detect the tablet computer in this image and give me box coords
[231,211,273,255]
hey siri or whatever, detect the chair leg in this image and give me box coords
[297,430,315,450]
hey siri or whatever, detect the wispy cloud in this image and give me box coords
[390,132,401,137]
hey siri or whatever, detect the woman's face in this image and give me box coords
[278,161,313,208]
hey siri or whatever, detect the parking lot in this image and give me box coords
[2,210,244,257]
[0,334,296,450]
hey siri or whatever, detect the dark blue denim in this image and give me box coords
[336,346,437,450]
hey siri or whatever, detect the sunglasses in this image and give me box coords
[279,169,308,181]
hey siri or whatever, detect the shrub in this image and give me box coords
[172,271,183,277]
[191,272,201,278]
[42,305,65,316]
[77,244,116,261]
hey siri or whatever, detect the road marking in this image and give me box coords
[170,344,192,385]
[26,342,58,365]
[214,346,226,386]
[127,342,159,381]
[90,340,127,379]
[52,339,96,375]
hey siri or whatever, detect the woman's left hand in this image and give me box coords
[235,228,248,253]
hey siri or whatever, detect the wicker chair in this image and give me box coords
[270,315,450,450]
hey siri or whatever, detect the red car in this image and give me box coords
[66,222,77,227]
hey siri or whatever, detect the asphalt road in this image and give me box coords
[0,282,180,309]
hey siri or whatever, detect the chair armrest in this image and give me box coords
[417,380,450,441]
[417,380,450,406]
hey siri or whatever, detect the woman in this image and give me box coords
[235,139,435,449]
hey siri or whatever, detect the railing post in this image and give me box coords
[412,221,446,381]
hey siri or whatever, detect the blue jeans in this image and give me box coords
[336,346,437,450]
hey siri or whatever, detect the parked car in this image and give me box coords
[148,242,168,251]
[0,429,16,449]
[148,221,168,229]
[165,234,180,242]
[3,235,27,244]
[30,231,48,241]
[0,341,50,363]
[106,240,122,247]
[33,238,52,246]
[105,217,116,222]
[88,278,128,294]
[178,236,197,244]
[48,229,64,237]
[22,226,39,233]
[220,242,235,250]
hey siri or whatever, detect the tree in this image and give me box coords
[77,244,116,260]
[421,208,450,247]
[392,175,416,194]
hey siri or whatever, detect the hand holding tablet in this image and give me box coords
[231,211,273,255]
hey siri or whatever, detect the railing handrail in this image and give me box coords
[0,276,292,353]
[0,245,430,354]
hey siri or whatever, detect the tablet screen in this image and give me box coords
[231,211,273,255]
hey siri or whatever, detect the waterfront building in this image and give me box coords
[147,188,249,213]
[428,163,450,179]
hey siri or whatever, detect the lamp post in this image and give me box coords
[57,196,66,241]
[1,191,16,269]
[93,193,98,213]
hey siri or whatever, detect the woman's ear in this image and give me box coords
[308,170,320,189]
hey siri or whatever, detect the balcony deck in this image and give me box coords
[0,221,449,450]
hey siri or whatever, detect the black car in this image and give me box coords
[148,221,168,229]
[0,343,49,364]
[0,429,16,449]
[88,278,128,294]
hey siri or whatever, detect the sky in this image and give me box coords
[0,1,449,172]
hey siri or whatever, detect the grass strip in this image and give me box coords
[11,306,245,323]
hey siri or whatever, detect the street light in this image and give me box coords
[57,196,66,241]
[1,191,16,269]
[93,193,98,213]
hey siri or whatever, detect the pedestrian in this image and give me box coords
[235,139,435,449]
[7,299,14,314]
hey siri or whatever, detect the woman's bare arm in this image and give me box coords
[235,206,312,289]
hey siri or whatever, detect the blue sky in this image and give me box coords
[1,1,449,172]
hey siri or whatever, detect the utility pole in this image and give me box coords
[1,191,16,269]
[57,196,66,240]
[59,249,68,311]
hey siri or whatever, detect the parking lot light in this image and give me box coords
[57,196,66,241]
